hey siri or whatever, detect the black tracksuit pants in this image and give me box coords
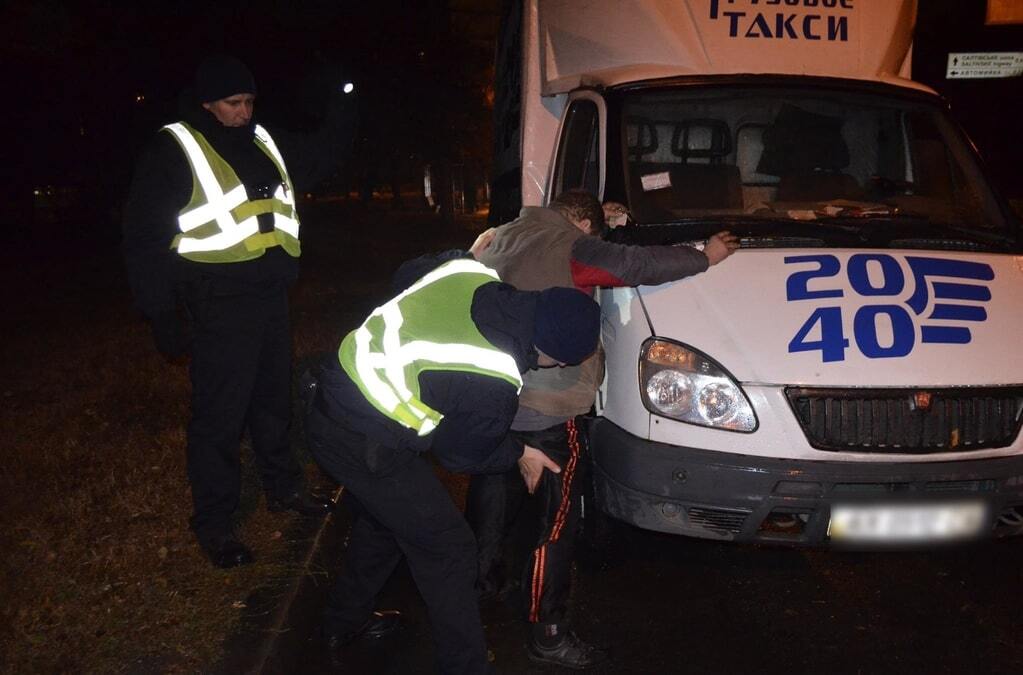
[466,417,585,625]
[306,406,491,675]
[183,279,302,543]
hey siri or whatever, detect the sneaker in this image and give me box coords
[527,630,608,669]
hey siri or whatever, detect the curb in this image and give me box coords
[215,487,347,674]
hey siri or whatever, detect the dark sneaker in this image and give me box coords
[527,631,608,670]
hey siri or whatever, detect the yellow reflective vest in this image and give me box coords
[338,259,524,436]
[162,122,300,263]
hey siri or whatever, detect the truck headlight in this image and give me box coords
[639,339,757,432]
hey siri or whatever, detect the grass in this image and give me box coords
[0,200,485,672]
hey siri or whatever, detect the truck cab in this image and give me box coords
[493,0,1023,546]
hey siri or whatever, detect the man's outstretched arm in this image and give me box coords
[569,231,739,289]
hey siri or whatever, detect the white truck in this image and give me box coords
[491,0,1023,546]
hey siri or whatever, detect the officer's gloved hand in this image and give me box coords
[150,311,190,364]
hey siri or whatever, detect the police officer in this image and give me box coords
[122,55,354,567]
[306,252,601,674]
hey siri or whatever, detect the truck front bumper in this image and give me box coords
[590,418,1023,546]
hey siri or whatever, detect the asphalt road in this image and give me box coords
[285,480,1023,675]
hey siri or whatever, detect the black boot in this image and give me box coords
[527,623,608,669]
[267,489,334,516]
[199,534,254,569]
[324,611,404,664]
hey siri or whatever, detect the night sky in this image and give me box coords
[2,0,498,224]
[2,0,1020,226]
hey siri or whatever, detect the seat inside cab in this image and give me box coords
[628,118,742,221]
[759,104,863,203]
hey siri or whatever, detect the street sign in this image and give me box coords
[946,52,1023,79]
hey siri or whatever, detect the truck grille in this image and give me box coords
[786,387,1023,453]
[687,507,748,534]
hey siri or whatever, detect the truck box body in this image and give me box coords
[497,0,1023,546]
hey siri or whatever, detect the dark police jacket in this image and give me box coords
[313,252,535,475]
[121,95,355,320]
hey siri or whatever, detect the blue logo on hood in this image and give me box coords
[784,254,994,363]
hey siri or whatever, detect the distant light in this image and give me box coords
[342,82,354,94]
[135,94,145,104]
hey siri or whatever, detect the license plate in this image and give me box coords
[828,501,987,543]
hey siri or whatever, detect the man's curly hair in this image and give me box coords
[550,189,607,237]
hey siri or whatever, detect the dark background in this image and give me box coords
[1,0,500,229]
[1,0,1020,231]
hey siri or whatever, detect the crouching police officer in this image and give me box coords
[306,253,601,674]
[122,55,355,567]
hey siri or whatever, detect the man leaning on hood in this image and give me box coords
[466,189,738,668]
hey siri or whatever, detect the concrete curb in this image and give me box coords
[215,487,346,674]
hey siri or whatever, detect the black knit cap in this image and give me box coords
[194,55,257,103]
[532,287,601,365]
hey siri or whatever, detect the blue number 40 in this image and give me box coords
[788,307,849,363]
[789,305,916,362]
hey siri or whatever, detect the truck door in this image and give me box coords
[547,91,607,204]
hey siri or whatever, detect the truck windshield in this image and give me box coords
[619,86,1016,248]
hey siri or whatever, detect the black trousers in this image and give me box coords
[306,406,491,675]
[183,279,301,543]
[466,418,585,625]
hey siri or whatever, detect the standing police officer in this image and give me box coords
[122,55,354,567]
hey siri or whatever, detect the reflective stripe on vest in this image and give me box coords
[338,259,524,436]
[161,122,300,261]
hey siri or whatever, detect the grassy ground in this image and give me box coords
[0,200,485,672]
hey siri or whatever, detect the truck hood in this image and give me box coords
[637,249,1023,387]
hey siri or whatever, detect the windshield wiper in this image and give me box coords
[618,217,862,247]
[738,235,827,248]
[818,215,1018,251]
[624,215,1018,252]
[885,237,995,252]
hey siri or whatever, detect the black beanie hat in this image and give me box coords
[532,287,601,365]
[194,55,257,103]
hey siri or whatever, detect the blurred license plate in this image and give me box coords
[828,501,986,543]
